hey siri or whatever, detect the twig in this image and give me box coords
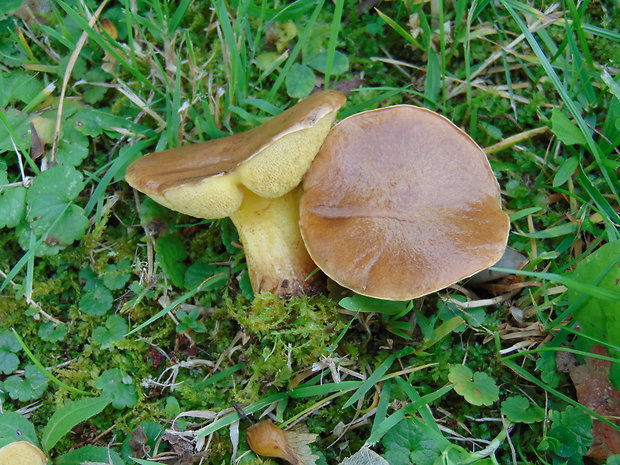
[484,127,549,154]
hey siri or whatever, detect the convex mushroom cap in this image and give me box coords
[299,105,510,300]
[126,90,346,296]
[0,441,48,465]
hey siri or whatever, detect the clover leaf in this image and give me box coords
[101,258,132,290]
[308,50,350,75]
[95,368,138,409]
[448,365,499,406]
[56,121,89,166]
[539,406,592,459]
[4,364,49,401]
[38,321,68,343]
[285,63,316,98]
[0,351,19,375]
[501,396,544,424]
[26,165,88,246]
[0,329,21,374]
[92,315,127,348]
[0,108,32,152]
[0,185,26,229]
[381,417,449,465]
[536,350,561,388]
[176,308,206,333]
[79,282,113,316]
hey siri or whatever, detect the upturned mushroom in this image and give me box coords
[126,90,346,296]
[299,105,510,300]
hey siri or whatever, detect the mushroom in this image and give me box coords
[126,90,346,296]
[0,441,48,465]
[299,105,510,300]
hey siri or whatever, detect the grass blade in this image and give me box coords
[500,0,620,213]
[268,0,325,100]
[11,329,90,396]
[491,266,620,302]
[323,0,345,89]
[343,347,414,409]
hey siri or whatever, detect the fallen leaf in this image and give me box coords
[339,447,389,465]
[569,345,620,459]
[246,419,319,465]
[128,426,150,458]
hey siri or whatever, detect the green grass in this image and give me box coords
[0,1,619,464]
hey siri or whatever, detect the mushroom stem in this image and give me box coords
[230,187,319,297]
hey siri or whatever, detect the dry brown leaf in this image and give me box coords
[569,345,620,459]
[246,419,319,465]
[339,447,389,465]
[128,426,150,459]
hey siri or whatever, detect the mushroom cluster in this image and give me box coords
[126,95,509,300]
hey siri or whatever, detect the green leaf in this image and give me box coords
[339,294,410,316]
[381,417,449,465]
[82,69,109,104]
[41,397,111,452]
[176,308,206,333]
[71,108,148,138]
[79,283,113,316]
[285,63,316,98]
[183,262,228,290]
[550,108,586,146]
[102,258,132,290]
[95,369,138,409]
[0,0,24,17]
[553,156,579,187]
[0,351,19,374]
[55,445,126,465]
[540,406,593,458]
[0,412,39,448]
[0,329,20,352]
[38,321,68,343]
[92,315,128,348]
[4,364,49,401]
[607,455,620,465]
[56,122,89,166]
[308,50,349,75]
[164,396,181,418]
[518,222,577,239]
[0,108,32,152]
[79,267,99,290]
[448,365,499,406]
[568,242,620,387]
[501,395,544,424]
[154,233,187,288]
[26,165,88,245]
[0,186,26,229]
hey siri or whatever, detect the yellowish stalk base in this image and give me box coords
[230,188,320,297]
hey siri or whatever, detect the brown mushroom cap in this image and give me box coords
[125,90,346,219]
[299,105,510,300]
